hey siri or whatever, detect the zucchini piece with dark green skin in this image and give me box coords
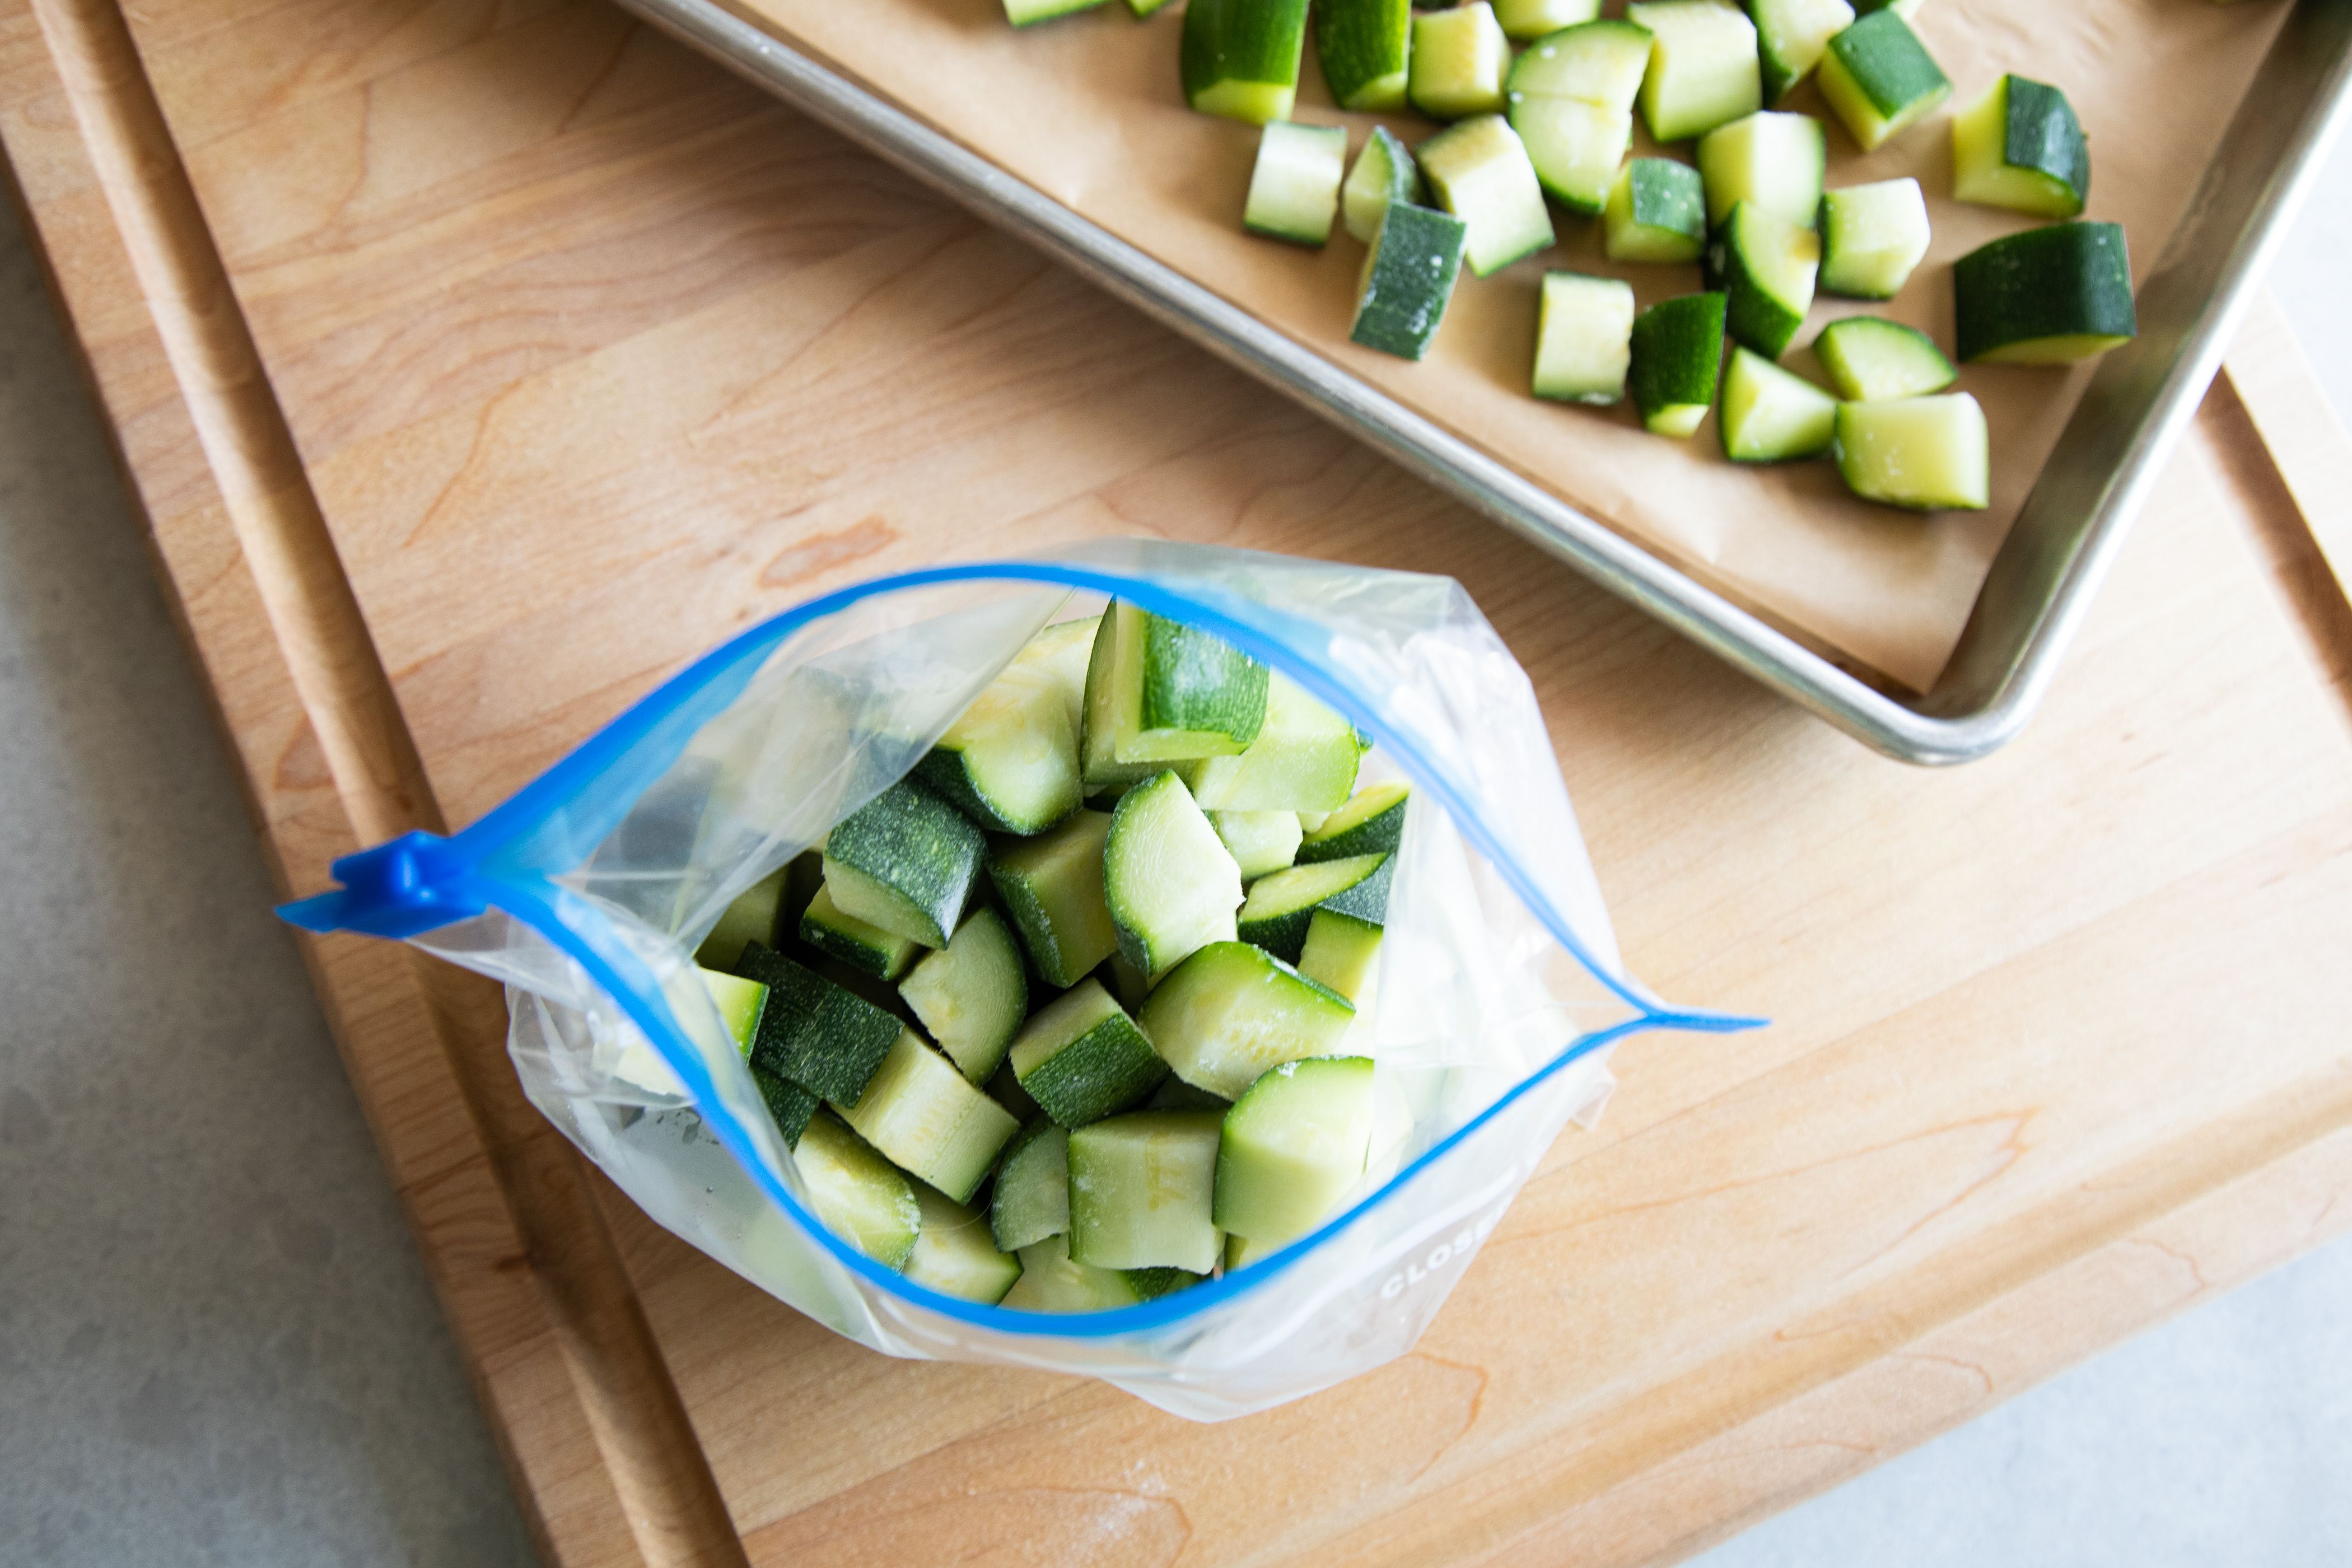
[988,808,1120,988]
[1952,73,2089,219]
[1709,200,1819,358]
[1812,315,1954,400]
[1718,347,1838,463]
[1506,20,1652,212]
[1342,127,1425,244]
[1182,0,1312,124]
[1083,601,1269,776]
[1748,0,1855,104]
[734,940,904,1104]
[1629,292,1728,437]
[1182,671,1361,816]
[1815,9,1948,151]
[1317,0,1412,112]
[897,907,1028,1085]
[820,777,984,950]
[990,1119,1071,1252]
[1139,941,1356,1100]
[914,654,1081,837]
[793,1112,919,1268]
[1236,852,1392,963]
[836,1029,1021,1204]
[1350,202,1470,361]
[799,884,919,982]
[1604,158,1706,263]
[1105,771,1244,980]
[1009,977,1169,1127]
[1953,221,2135,364]
[1067,1110,1225,1273]
[1298,782,1408,862]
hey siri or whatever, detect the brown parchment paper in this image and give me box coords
[718,0,2290,693]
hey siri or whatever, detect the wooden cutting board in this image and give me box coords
[6,2,2350,1566]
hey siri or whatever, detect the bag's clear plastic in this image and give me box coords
[283,539,1754,1421]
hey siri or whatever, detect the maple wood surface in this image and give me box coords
[3,2,2350,1566]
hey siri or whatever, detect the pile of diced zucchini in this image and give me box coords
[680,606,1411,1309]
[998,0,2192,516]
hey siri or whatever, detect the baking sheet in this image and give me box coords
[717,0,2289,692]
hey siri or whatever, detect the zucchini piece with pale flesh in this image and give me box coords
[1695,110,1825,230]
[610,963,767,1100]
[1749,0,1855,103]
[1508,16,1654,109]
[1296,909,1383,1004]
[736,940,902,1104]
[1719,347,1838,463]
[1604,158,1706,263]
[1952,73,2089,220]
[898,907,1028,1085]
[1245,121,1348,246]
[1317,0,1412,111]
[1630,292,1728,437]
[1953,221,2136,364]
[836,1028,1021,1204]
[1351,202,1470,361]
[1140,941,1357,1099]
[800,883,920,982]
[1533,272,1636,405]
[1002,0,1108,27]
[1180,670,1361,813]
[1416,116,1556,277]
[1298,781,1408,862]
[1408,2,1511,121]
[1067,1110,1224,1273]
[1505,22,1651,213]
[1493,0,1599,43]
[1082,600,1269,778]
[694,866,785,971]
[990,1119,1071,1252]
[1214,1056,1378,1245]
[821,777,984,949]
[1181,0,1312,124]
[1812,315,1954,400]
[699,965,821,1149]
[987,808,1119,988]
[1816,9,1948,151]
[1627,0,1761,143]
[1211,809,1304,880]
[1342,126,1426,244]
[1818,177,1930,298]
[1009,977,1169,1127]
[794,1111,920,1270]
[914,656,1081,837]
[904,1184,1022,1304]
[1238,852,1392,963]
[1000,1233,1145,1312]
[1105,770,1244,979]
[1833,395,1990,510]
[1016,616,1099,740]
[1710,200,1819,358]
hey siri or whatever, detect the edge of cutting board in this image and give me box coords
[2,3,2348,1566]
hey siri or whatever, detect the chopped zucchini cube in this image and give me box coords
[1719,346,1838,463]
[987,808,1121,988]
[1182,0,1311,124]
[1009,977,1168,1127]
[914,652,1082,836]
[1296,909,1383,1004]
[1953,221,2136,363]
[735,940,903,1104]
[793,1112,920,1269]
[1952,73,2091,220]
[1244,121,1348,248]
[1533,271,1637,404]
[836,1028,1021,1204]
[1001,1233,1145,1312]
[903,1184,1022,1304]
[1506,16,1655,109]
[1816,10,1949,152]
[1604,158,1706,263]
[1105,770,1244,981]
[800,883,919,982]
[1710,200,1819,358]
[1629,291,1728,437]
[820,776,985,949]
[897,907,1028,1085]
[990,1119,1071,1253]
[1818,177,1930,298]
[1408,2,1512,121]
[1695,110,1826,230]
[1083,600,1268,777]
[1002,0,1109,25]
[1509,96,1634,215]
[1140,941,1356,1099]
[1343,127,1425,245]
[1626,0,1761,143]
[1415,115,1556,276]
[1236,851,1391,962]
[1210,809,1304,881]
[1812,315,1955,400]
[1492,0,1600,42]
[1213,1057,1378,1245]
[1317,0,1412,111]
[1750,0,1856,104]
[1833,394,1990,510]
[1180,670,1361,813]
[1350,202,1469,361]
[1298,781,1408,862]
[1067,1110,1225,1273]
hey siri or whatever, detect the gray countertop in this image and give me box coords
[2,133,2348,1568]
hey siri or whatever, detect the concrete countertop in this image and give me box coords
[1,131,2346,1568]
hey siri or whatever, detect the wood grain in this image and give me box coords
[2,2,2349,1566]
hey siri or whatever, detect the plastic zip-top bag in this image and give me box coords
[282,539,1757,1421]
